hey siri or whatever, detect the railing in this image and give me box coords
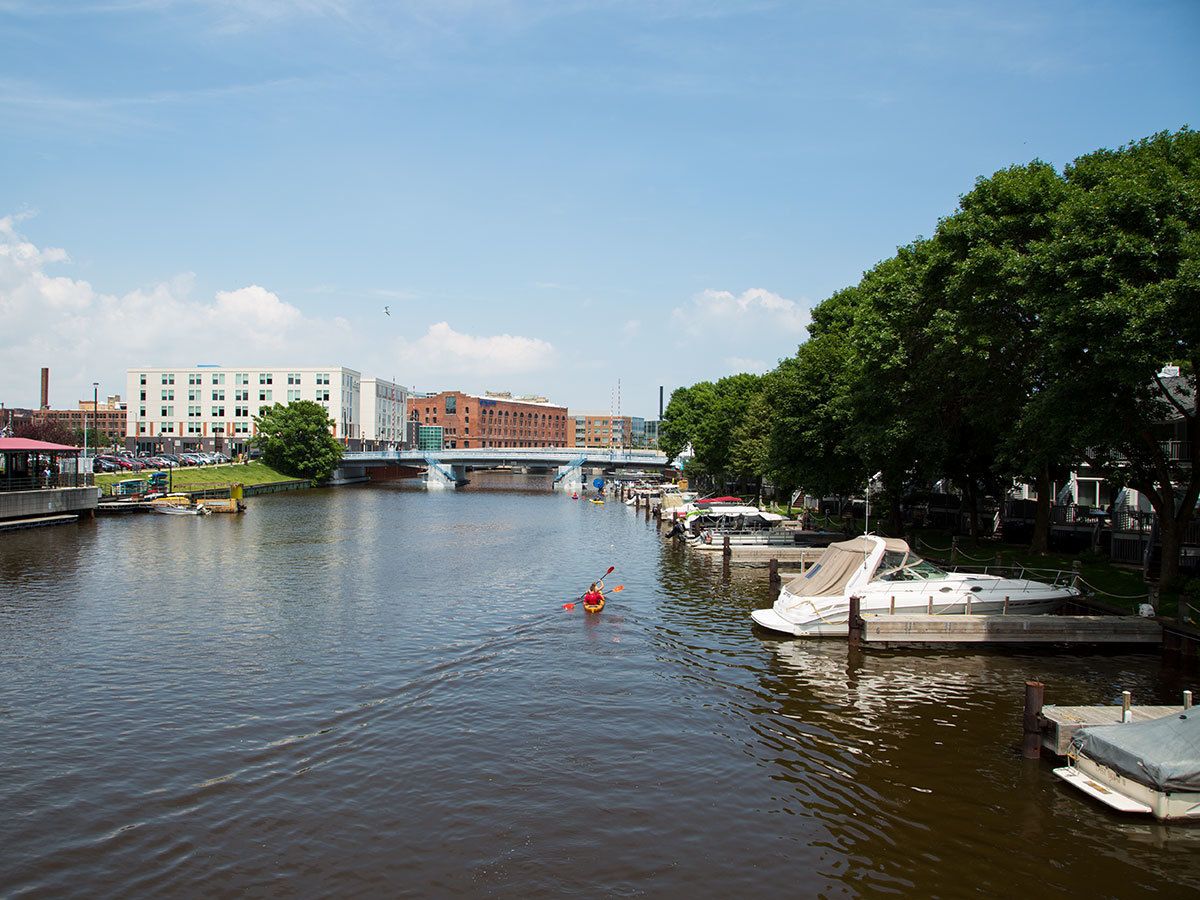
[1160,440,1193,462]
[0,473,94,492]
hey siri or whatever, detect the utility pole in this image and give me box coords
[92,383,99,454]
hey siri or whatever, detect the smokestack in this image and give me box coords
[659,385,664,419]
[40,367,49,409]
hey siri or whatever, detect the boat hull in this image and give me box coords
[1056,755,1200,821]
[752,587,1071,637]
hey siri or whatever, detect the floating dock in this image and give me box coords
[858,613,1163,647]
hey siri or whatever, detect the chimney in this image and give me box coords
[40,367,49,409]
[659,385,664,419]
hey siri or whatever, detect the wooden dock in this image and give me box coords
[858,613,1163,647]
[693,544,825,563]
[1040,703,1185,756]
[0,513,80,532]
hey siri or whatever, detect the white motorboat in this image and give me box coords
[153,503,210,516]
[751,535,1079,637]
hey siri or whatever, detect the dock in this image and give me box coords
[857,613,1163,647]
[693,544,825,564]
[1040,703,1185,756]
[0,513,81,532]
[1022,680,1193,758]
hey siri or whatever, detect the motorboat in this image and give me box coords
[153,504,211,516]
[751,535,1079,637]
[1054,711,1200,821]
[150,493,211,516]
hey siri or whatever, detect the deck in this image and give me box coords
[1041,704,1184,756]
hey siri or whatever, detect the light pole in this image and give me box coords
[92,382,99,454]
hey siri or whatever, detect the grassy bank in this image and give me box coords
[95,461,300,495]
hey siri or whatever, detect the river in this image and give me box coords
[1,486,1196,897]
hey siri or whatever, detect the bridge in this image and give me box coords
[332,447,673,490]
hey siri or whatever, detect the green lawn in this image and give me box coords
[95,461,299,495]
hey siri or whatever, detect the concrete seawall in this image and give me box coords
[0,487,98,523]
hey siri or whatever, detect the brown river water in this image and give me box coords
[1,485,1197,897]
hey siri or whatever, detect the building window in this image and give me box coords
[288,373,301,385]
[188,373,201,386]
[211,406,225,418]
[139,406,146,417]
[161,389,174,401]
[235,405,249,417]
[287,390,300,402]
[139,390,146,401]
[212,424,225,434]
[212,373,225,385]
[236,373,249,386]
[161,373,174,385]
[259,373,273,385]
[187,423,202,434]
[234,422,250,434]
[139,374,147,386]
[235,389,248,401]
[188,405,201,417]
[212,389,225,401]
[316,373,330,385]
[259,390,272,402]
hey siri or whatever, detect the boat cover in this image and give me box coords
[1072,711,1200,792]
[782,536,909,598]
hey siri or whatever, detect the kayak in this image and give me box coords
[583,597,605,613]
[589,499,604,505]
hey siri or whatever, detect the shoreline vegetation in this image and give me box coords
[661,127,1198,593]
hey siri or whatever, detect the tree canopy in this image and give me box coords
[252,400,344,482]
[664,127,1199,585]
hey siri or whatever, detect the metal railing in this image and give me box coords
[0,473,93,492]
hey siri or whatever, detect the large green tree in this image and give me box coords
[252,401,344,481]
[1035,128,1200,587]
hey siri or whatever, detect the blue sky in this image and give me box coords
[2,0,1197,417]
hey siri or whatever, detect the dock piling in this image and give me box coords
[1185,690,1193,710]
[722,535,732,559]
[1022,680,1045,759]
[1122,690,1133,723]
[768,558,781,599]
[1003,595,1009,615]
[848,595,863,649]
[889,595,895,615]
[927,595,933,615]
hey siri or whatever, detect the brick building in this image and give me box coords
[37,396,128,442]
[567,414,647,448]
[408,391,568,449]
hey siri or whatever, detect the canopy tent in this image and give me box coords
[0,437,83,492]
[783,536,910,598]
[1072,711,1200,792]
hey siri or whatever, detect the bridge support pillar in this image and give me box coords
[555,465,583,494]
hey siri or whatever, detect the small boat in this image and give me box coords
[583,597,605,613]
[153,504,210,516]
[1054,710,1200,820]
[150,493,211,516]
[751,534,1079,637]
[589,498,604,505]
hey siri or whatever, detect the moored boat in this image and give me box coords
[1054,710,1200,820]
[751,535,1079,637]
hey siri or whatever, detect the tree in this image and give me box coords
[15,419,77,446]
[252,401,344,481]
[1035,128,1200,588]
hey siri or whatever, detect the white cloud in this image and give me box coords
[0,215,354,404]
[396,321,556,378]
[672,287,810,336]
[724,356,769,374]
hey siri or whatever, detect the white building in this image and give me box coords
[361,377,407,449]
[125,365,362,453]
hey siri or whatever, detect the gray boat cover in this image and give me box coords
[1072,711,1200,792]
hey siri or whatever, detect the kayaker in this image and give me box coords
[583,583,604,606]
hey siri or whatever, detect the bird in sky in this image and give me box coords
[383,306,390,316]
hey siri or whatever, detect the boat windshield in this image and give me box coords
[871,550,949,582]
